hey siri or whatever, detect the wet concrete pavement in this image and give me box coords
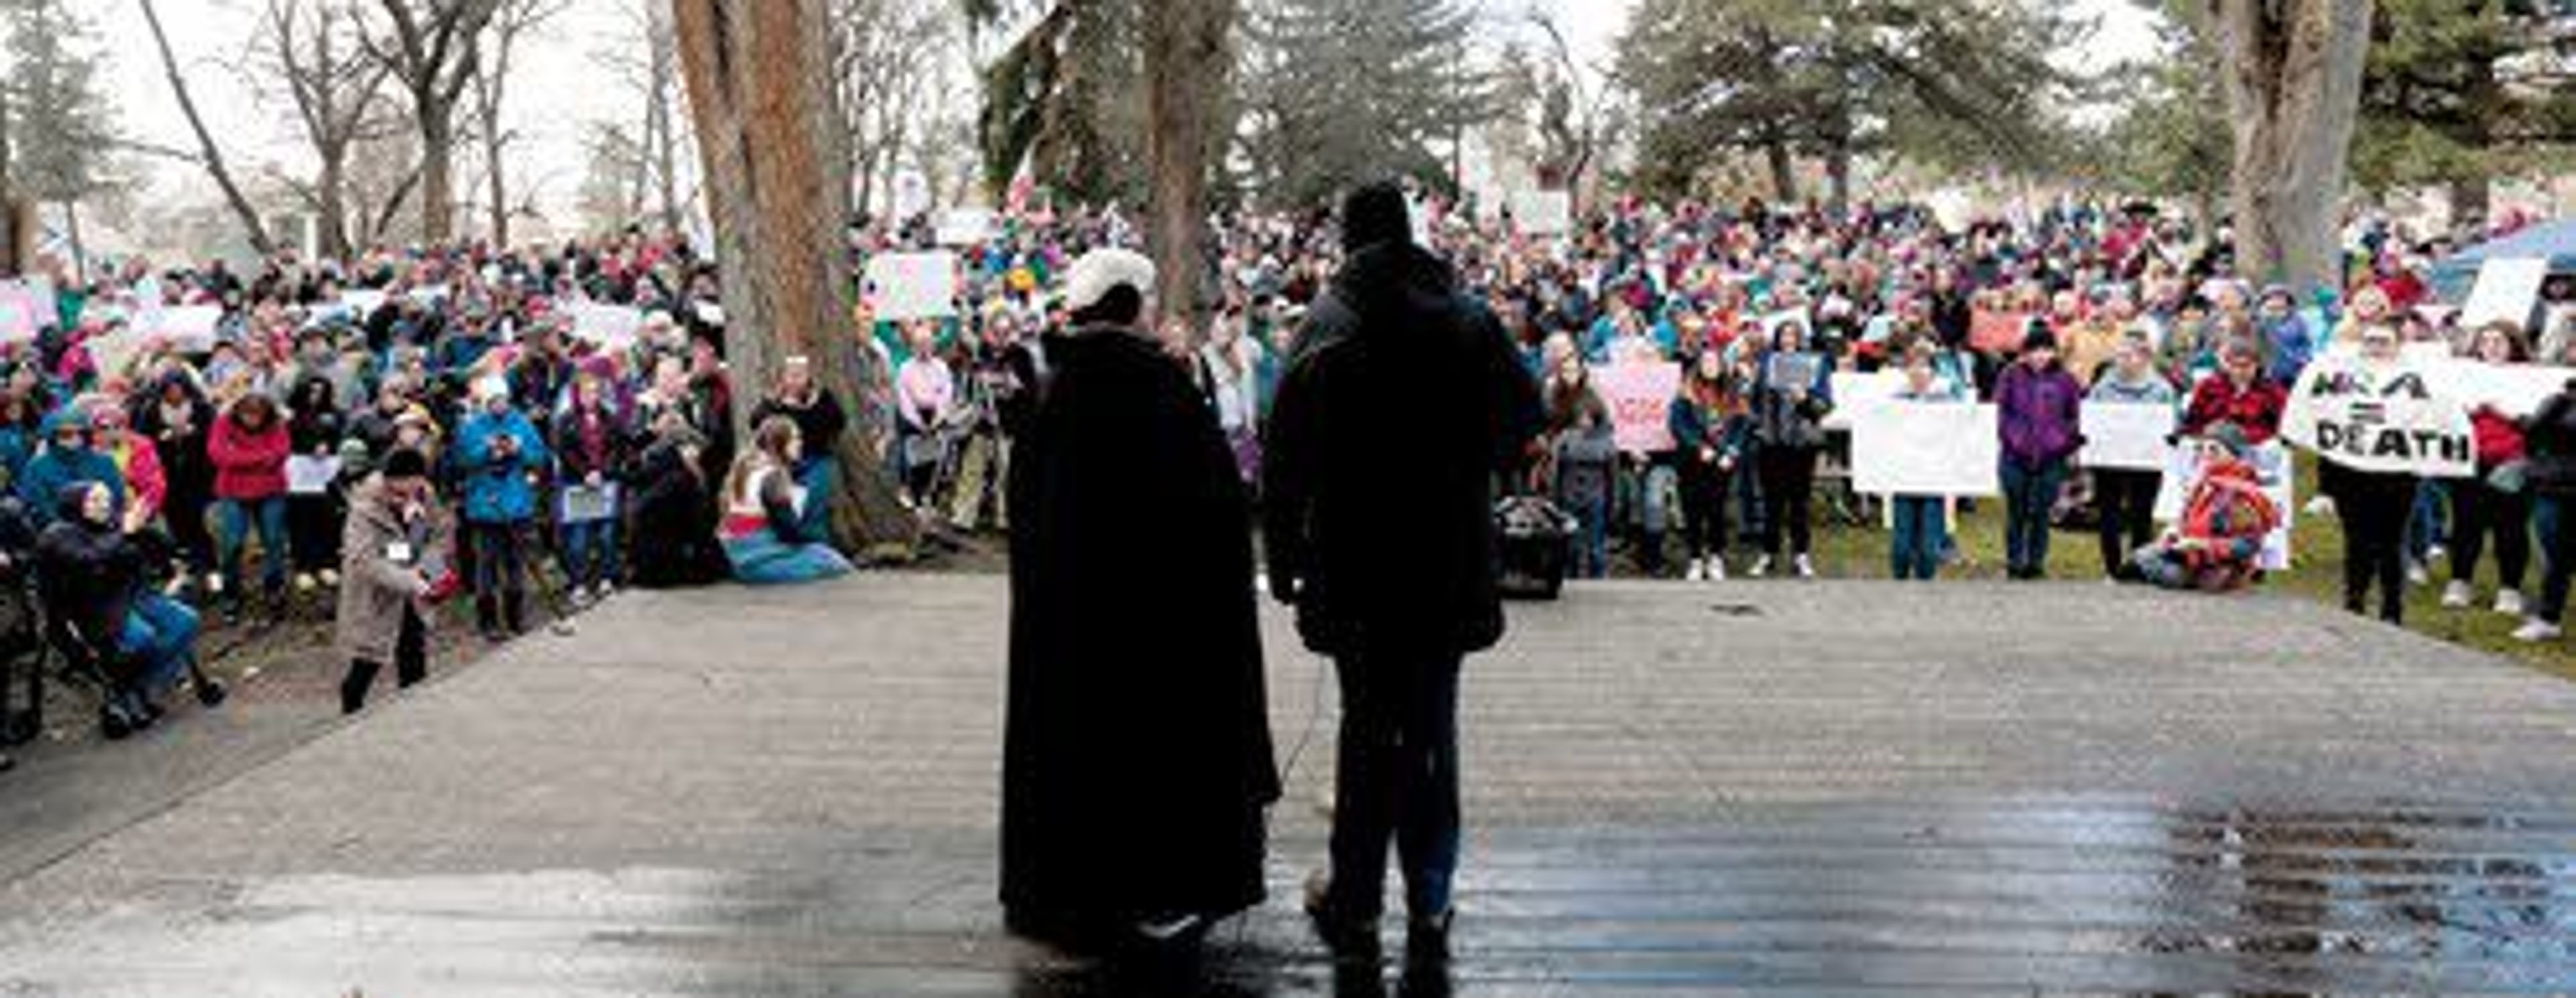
[2,576,2574,995]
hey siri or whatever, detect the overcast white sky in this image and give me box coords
[87,0,2164,225]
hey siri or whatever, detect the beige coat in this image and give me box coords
[335,475,453,663]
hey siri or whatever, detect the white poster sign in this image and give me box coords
[286,455,343,496]
[0,280,52,343]
[2440,360,2576,419]
[863,251,959,321]
[1851,401,2002,497]
[341,290,388,318]
[935,209,998,247]
[2460,257,2550,331]
[2280,357,2477,478]
[565,301,646,351]
[2079,402,2179,472]
[138,304,223,353]
[1821,370,1903,431]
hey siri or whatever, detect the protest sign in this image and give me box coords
[137,304,223,354]
[286,455,342,496]
[1821,370,1902,431]
[2079,402,2178,472]
[0,281,48,343]
[2279,356,2476,478]
[863,251,960,321]
[2460,257,2549,331]
[935,208,998,247]
[2443,360,2576,418]
[1509,190,1572,235]
[565,301,646,351]
[561,483,619,523]
[1851,401,2001,497]
[2155,442,2295,571]
[1594,360,1681,455]
[341,290,388,319]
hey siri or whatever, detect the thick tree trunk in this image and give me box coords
[1825,142,1854,219]
[2451,52,2500,237]
[670,0,918,556]
[2208,0,2373,298]
[421,111,456,244]
[0,88,17,276]
[1764,140,1799,205]
[318,152,352,260]
[1143,0,1234,330]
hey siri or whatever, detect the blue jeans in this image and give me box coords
[1999,458,2068,575]
[216,495,289,594]
[117,593,200,698]
[796,457,838,541]
[723,529,853,586]
[2410,480,2450,561]
[1326,650,1462,920]
[2537,497,2575,624]
[1891,496,1947,581]
[560,517,621,590]
[1566,494,1608,579]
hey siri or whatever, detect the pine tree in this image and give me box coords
[1237,0,1490,209]
[0,0,119,272]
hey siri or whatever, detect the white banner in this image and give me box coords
[565,301,646,351]
[2438,359,2576,419]
[2460,257,2549,331]
[138,304,223,354]
[286,455,342,496]
[1851,401,2001,497]
[1821,370,1902,431]
[934,209,998,247]
[0,280,55,343]
[2280,356,2477,478]
[863,251,959,321]
[2079,402,2178,472]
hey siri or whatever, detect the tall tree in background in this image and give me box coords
[260,0,400,260]
[138,0,276,256]
[2206,0,2373,296]
[835,0,961,220]
[1142,0,1232,320]
[972,0,1149,208]
[2101,0,2232,225]
[591,0,690,235]
[362,0,505,244]
[1,0,119,277]
[670,0,917,554]
[467,0,565,247]
[2355,0,2576,233]
[1237,0,1487,209]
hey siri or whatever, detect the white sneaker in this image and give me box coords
[2407,562,2430,587]
[1748,555,1772,578]
[2512,618,2563,643]
[2441,580,2474,609]
[2497,590,2526,617]
[205,571,225,595]
[293,572,317,594]
[1684,558,1705,582]
[2304,496,2337,517]
[319,568,340,587]
[2426,545,2449,564]
[1707,557,1728,581]
[1794,554,1817,579]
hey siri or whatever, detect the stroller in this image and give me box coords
[1495,495,1576,601]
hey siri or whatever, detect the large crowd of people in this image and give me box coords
[0,186,2569,775]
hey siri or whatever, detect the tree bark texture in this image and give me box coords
[1143,0,1234,328]
[669,0,918,555]
[2208,0,2373,298]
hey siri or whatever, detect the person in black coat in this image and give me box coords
[1263,181,1543,958]
[1001,247,1279,950]
[129,370,219,590]
[625,418,725,589]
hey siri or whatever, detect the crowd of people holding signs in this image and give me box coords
[0,180,2571,779]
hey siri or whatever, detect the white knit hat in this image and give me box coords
[1061,247,1157,315]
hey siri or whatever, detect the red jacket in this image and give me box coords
[2182,376,2288,445]
[208,412,290,500]
[2473,407,2528,469]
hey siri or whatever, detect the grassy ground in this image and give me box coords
[1656,461,2576,683]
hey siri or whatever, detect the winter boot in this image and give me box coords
[475,594,506,643]
[503,589,529,636]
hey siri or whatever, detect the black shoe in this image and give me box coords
[101,704,134,740]
[1,710,36,747]
[503,590,529,636]
[194,677,227,708]
[475,596,505,642]
[1303,873,1381,958]
[0,753,13,774]
[1405,908,1455,962]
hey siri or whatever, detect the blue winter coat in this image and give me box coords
[15,410,123,527]
[456,408,550,524]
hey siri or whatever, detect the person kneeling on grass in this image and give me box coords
[2118,423,2277,593]
[337,448,455,714]
[718,416,853,586]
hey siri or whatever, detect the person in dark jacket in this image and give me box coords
[1750,321,1834,578]
[284,375,348,593]
[552,359,633,602]
[749,355,849,543]
[1002,247,1278,951]
[1263,182,1543,959]
[1668,347,1748,581]
[131,371,218,591]
[2516,378,2576,643]
[1994,327,2085,579]
[35,482,204,739]
[627,416,724,589]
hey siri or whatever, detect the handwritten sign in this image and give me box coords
[2280,357,2475,478]
[862,251,960,321]
[2079,402,2179,472]
[1851,401,2001,497]
[935,209,998,247]
[564,301,645,351]
[2460,257,2549,331]
[1594,361,1682,455]
[137,304,223,354]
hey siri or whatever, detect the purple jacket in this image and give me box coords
[1996,361,2084,469]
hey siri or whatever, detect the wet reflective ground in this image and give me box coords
[2,577,2573,995]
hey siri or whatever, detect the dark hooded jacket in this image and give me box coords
[34,484,143,669]
[1002,322,1278,927]
[1263,238,1544,657]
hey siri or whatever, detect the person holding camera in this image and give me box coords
[337,449,453,714]
[455,378,549,641]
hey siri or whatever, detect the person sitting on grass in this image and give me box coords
[2118,423,2277,593]
[718,416,852,586]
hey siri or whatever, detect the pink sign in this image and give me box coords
[1594,361,1682,455]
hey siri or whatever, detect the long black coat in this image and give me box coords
[1263,241,1543,657]
[1002,326,1277,926]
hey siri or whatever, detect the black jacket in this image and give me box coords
[750,389,849,461]
[1263,241,1543,657]
[34,486,144,670]
[2526,390,2576,497]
